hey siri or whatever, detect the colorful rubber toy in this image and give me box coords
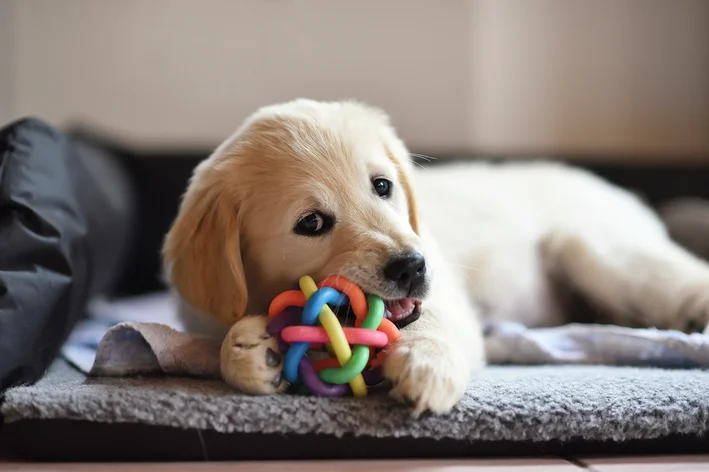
[266,275,399,397]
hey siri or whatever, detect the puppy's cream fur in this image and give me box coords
[164,99,709,415]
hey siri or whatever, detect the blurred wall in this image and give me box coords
[469,0,709,160]
[0,0,15,126]
[2,0,709,160]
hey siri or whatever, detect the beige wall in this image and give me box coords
[3,0,709,160]
[468,0,709,159]
[0,0,16,126]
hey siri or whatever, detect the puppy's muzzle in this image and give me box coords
[383,251,427,294]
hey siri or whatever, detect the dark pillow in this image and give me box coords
[0,118,135,393]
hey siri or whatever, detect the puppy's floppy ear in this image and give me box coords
[387,149,420,235]
[162,165,247,326]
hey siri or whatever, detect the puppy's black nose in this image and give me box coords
[383,252,426,291]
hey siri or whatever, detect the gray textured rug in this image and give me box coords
[4,359,709,443]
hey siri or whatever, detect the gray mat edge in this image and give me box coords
[3,360,709,443]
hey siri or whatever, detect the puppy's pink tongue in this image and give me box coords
[386,298,415,321]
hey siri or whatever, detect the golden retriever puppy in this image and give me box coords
[163,99,709,415]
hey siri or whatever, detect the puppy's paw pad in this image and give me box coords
[383,334,470,416]
[220,316,288,395]
[266,347,282,367]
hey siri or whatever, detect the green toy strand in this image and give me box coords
[318,295,385,384]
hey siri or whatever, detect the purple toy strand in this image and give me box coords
[298,357,349,396]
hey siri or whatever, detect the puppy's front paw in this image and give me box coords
[220,315,288,395]
[382,332,473,416]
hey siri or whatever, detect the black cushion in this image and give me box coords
[0,118,134,393]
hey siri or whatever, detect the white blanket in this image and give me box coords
[61,291,709,378]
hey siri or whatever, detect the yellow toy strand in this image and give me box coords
[298,276,368,397]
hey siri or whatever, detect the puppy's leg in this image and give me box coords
[543,230,709,332]
[383,262,485,415]
[220,315,288,394]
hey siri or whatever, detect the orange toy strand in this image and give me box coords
[377,318,400,343]
[268,290,307,318]
[318,276,368,320]
[370,319,400,368]
[370,351,388,369]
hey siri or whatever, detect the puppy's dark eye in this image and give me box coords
[294,211,333,236]
[372,178,392,198]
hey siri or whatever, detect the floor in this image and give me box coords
[2,457,709,471]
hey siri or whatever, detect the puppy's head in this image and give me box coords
[163,99,428,327]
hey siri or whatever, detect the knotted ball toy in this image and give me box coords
[266,275,399,397]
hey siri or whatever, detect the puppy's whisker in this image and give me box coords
[457,269,476,287]
[443,261,481,272]
[439,260,479,294]
[343,278,357,326]
[448,267,480,300]
[468,281,481,300]
[410,152,438,162]
[330,275,356,326]
[333,300,352,329]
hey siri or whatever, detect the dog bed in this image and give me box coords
[4,286,709,460]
